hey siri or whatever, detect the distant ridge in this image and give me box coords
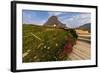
[77,23,91,33]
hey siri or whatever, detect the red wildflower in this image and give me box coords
[63,43,73,54]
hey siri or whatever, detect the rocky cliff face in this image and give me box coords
[44,16,66,28]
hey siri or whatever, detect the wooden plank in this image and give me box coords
[68,40,91,60]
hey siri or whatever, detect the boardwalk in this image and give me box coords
[68,31,91,60]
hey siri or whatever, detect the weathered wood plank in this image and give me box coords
[68,40,91,60]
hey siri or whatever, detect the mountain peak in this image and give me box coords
[44,16,66,28]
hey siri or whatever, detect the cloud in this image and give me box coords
[59,13,91,28]
[48,12,63,17]
[23,10,48,25]
[22,11,37,24]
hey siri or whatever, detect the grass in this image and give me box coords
[22,24,77,62]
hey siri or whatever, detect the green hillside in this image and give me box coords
[22,24,78,62]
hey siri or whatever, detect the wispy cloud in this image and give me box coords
[48,12,63,17]
[59,13,91,28]
[22,10,49,25]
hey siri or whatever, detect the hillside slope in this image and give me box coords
[22,24,77,62]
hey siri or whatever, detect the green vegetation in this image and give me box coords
[67,29,78,40]
[22,24,78,62]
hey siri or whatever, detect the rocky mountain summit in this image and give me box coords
[44,16,66,28]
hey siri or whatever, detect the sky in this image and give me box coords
[22,10,91,28]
